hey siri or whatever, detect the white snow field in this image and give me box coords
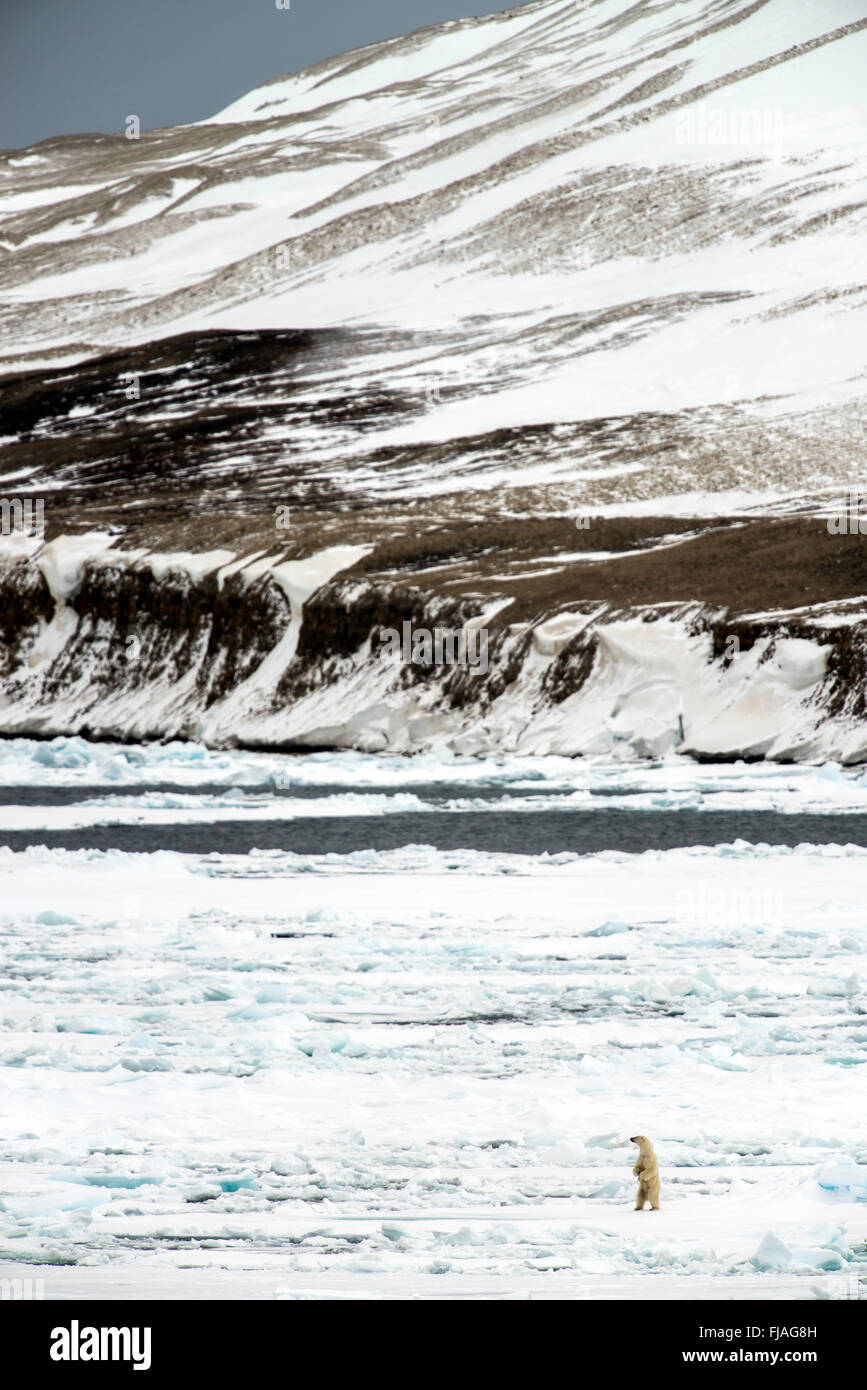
[0,743,865,1300]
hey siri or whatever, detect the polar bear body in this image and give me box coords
[630,1134,660,1210]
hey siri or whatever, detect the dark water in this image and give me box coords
[5,808,867,855]
[0,783,559,806]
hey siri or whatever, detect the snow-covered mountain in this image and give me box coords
[1,0,866,760]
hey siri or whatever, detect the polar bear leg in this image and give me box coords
[635,1183,648,1210]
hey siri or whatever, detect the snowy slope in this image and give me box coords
[1,0,866,758]
[2,0,866,425]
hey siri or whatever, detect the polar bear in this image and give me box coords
[630,1134,660,1210]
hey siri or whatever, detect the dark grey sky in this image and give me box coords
[2,0,534,152]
